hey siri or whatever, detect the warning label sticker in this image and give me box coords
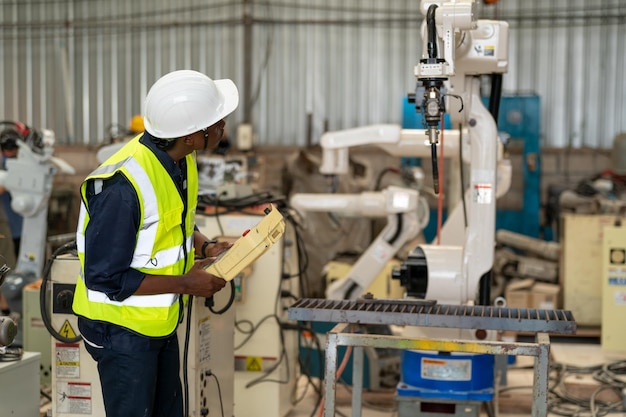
[56,381,92,414]
[421,357,472,381]
[234,356,277,372]
[59,320,78,339]
[246,357,263,371]
[55,343,80,378]
[613,291,626,305]
[198,316,212,364]
[473,184,492,204]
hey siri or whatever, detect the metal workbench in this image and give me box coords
[288,298,578,417]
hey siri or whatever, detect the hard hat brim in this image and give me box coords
[213,79,239,124]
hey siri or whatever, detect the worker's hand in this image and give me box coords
[204,241,232,258]
[182,258,227,297]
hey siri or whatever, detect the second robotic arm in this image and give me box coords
[291,186,429,300]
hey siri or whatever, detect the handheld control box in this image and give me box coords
[205,204,285,281]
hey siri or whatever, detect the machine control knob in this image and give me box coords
[56,290,74,311]
[52,283,77,314]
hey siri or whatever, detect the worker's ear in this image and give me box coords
[182,135,194,146]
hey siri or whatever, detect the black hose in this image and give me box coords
[387,213,404,246]
[431,143,440,194]
[183,295,193,417]
[426,5,439,59]
[488,74,503,125]
[478,270,492,306]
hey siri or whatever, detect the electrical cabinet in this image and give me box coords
[195,209,299,417]
[49,255,105,417]
[23,285,53,385]
[561,214,620,326]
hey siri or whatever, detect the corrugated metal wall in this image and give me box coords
[1,0,624,148]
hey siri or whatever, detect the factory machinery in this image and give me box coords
[289,1,577,416]
[194,204,300,417]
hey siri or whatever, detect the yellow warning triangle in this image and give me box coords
[59,320,77,339]
[246,357,262,372]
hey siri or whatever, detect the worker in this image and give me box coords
[72,69,239,417]
[128,114,145,135]
[0,130,23,258]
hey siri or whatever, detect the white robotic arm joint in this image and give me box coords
[319,125,401,175]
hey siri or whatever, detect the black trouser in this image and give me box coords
[84,332,183,417]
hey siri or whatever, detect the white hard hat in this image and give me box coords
[143,70,239,139]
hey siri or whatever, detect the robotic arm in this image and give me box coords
[317,0,510,307]
[291,186,429,300]
[392,0,509,306]
[320,125,464,176]
[0,122,75,332]
[0,123,75,276]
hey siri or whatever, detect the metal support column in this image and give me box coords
[532,332,551,417]
[324,330,339,414]
[351,346,364,417]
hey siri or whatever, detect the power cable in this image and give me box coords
[182,295,193,417]
[0,346,23,362]
[207,280,236,315]
[500,360,626,417]
[458,123,468,228]
[206,371,225,417]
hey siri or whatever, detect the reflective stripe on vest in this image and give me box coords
[80,269,177,307]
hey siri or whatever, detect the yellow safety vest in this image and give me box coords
[72,134,198,337]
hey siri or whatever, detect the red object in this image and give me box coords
[242,229,250,236]
[484,0,499,3]
[14,122,29,137]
